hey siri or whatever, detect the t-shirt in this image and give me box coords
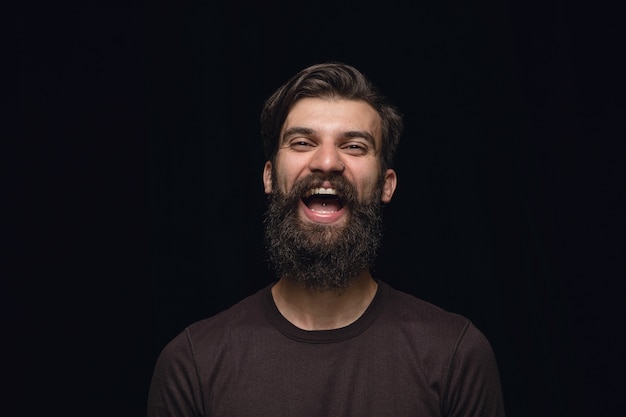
[147,280,506,417]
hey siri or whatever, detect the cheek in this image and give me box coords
[275,152,318,191]
[354,173,381,200]
[273,162,299,194]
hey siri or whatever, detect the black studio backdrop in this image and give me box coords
[15,1,623,416]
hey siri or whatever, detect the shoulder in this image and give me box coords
[382,283,469,329]
[378,281,500,372]
[157,284,271,360]
[147,288,270,416]
[378,282,492,351]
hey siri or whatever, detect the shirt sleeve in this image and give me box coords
[442,321,506,417]
[147,328,204,417]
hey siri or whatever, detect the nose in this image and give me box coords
[309,143,345,174]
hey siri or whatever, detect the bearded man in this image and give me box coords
[147,62,506,417]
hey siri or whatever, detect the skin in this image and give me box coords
[262,97,398,330]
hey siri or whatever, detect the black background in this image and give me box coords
[14,0,624,416]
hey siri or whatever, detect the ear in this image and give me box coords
[381,169,397,203]
[263,161,273,194]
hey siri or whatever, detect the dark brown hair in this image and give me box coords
[260,62,403,170]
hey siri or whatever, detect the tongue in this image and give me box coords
[308,196,341,213]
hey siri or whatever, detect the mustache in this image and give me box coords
[281,173,358,206]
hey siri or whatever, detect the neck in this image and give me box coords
[271,270,378,331]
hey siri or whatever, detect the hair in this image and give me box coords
[260,62,404,170]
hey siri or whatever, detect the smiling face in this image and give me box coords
[262,97,398,290]
[263,97,397,226]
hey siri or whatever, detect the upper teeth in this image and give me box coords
[307,187,337,197]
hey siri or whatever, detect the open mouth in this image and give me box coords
[302,187,344,213]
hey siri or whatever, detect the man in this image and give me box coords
[147,62,506,416]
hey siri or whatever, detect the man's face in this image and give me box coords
[262,98,397,290]
[263,97,396,221]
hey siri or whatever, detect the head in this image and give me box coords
[260,62,403,172]
[260,63,404,291]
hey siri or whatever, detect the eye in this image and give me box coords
[287,137,317,151]
[290,140,314,150]
[341,142,369,155]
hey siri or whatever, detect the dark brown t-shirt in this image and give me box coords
[147,280,505,417]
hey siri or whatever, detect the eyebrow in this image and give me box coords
[343,130,376,148]
[282,127,377,149]
[282,127,314,142]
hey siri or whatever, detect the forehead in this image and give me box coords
[282,97,382,143]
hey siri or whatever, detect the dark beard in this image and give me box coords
[263,172,385,291]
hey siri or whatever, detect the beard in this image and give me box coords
[263,172,385,291]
